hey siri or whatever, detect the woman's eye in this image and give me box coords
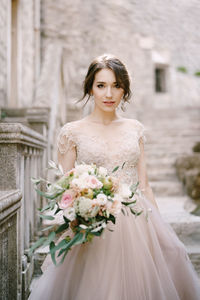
[97,84,104,88]
[114,83,120,88]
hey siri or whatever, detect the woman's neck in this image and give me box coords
[88,106,121,125]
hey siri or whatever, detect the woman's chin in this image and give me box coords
[99,104,118,112]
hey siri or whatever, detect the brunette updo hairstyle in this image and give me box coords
[80,54,132,105]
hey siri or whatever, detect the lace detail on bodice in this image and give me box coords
[57,119,146,184]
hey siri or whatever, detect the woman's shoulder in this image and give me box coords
[60,120,80,129]
[122,118,146,143]
[57,121,81,154]
[122,118,145,129]
[58,120,82,135]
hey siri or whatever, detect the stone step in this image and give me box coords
[157,196,200,275]
[187,245,200,277]
[147,139,200,147]
[157,197,200,244]
[146,158,176,170]
[150,181,184,196]
[148,168,177,181]
[146,137,199,145]
[145,125,200,131]
[146,151,192,159]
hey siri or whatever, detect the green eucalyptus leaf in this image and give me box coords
[63,216,71,224]
[109,214,115,224]
[31,177,41,185]
[112,166,119,173]
[55,206,62,214]
[52,239,68,252]
[121,208,126,216]
[29,237,46,254]
[55,222,69,234]
[122,200,137,206]
[61,232,85,252]
[58,249,69,265]
[35,188,63,200]
[50,241,57,265]
[39,203,52,213]
[41,225,55,232]
[130,208,143,216]
[121,161,126,169]
[39,214,55,220]
[42,232,56,247]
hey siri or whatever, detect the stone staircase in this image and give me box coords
[138,106,200,275]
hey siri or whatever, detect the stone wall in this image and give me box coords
[18,0,41,107]
[39,0,200,121]
[0,0,10,107]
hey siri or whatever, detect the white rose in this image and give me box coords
[78,197,93,219]
[74,164,95,176]
[71,176,87,190]
[63,207,76,221]
[98,166,108,177]
[96,193,107,205]
[119,184,132,199]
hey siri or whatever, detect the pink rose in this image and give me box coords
[86,175,103,189]
[60,190,75,209]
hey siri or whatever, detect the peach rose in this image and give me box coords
[65,169,75,177]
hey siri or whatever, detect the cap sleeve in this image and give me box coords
[135,120,146,144]
[57,123,76,154]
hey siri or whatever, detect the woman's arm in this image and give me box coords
[137,139,159,210]
[57,146,76,174]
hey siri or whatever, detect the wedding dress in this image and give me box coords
[29,119,200,300]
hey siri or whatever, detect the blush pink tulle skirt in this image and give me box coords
[29,194,200,300]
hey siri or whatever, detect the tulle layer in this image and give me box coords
[29,195,200,300]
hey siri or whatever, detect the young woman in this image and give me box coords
[29,54,200,300]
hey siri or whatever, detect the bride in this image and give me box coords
[29,54,200,300]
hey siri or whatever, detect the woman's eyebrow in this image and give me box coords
[96,81,117,84]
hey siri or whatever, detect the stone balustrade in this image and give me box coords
[0,123,47,300]
[0,190,22,300]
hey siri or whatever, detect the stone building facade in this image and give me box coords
[0,1,48,299]
[0,0,41,108]
[40,0,200,124]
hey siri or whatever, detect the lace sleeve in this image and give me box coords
[135,120,146,144]
[57,123,76,154]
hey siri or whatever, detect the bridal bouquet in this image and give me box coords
[30,162,142,265]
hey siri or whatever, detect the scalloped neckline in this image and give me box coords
[80,117,127,126]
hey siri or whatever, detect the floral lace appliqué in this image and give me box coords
[57,120,146,184]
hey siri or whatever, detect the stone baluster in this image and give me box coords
[0,123,47,300]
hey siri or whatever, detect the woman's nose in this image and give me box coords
[106,87,112,98]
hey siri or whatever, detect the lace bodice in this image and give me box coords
[57,118,146,184]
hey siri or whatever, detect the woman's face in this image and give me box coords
[91,68,124,112]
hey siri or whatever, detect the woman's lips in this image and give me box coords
[103,101,115,106]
